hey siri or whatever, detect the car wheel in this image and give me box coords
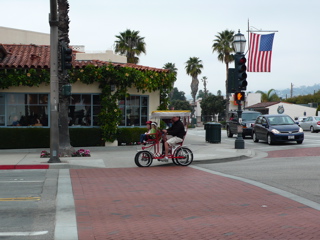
[297,140,303,144]
[253,132,259,142]
[227,127,233,138]
[267,134,274,145]
[310,126,315,133]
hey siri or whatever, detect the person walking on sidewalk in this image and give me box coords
[161,116,186,161]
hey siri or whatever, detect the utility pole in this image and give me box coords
[201,76,208,99]
[48,0,61,163]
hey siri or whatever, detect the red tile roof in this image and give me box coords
[0,44,50,68]
[246,102,280,109]
[0,44,168,73]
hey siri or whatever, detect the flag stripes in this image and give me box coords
[248,33,275,72]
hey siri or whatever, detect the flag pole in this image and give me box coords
[245,19,250,56]
[248,26,278,33]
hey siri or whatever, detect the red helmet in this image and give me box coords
[146,121,152,124]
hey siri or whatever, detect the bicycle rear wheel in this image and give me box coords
[135,151,153,167]
[173,147,193,166]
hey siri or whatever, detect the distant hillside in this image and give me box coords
[189,84,320,100]
[259,84,320,99]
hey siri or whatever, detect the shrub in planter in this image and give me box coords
[69,128,104,147]
[117,127,146,145]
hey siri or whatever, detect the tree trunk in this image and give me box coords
[190,76,199,102]
[58,0,74,156]
[190,76,199,125]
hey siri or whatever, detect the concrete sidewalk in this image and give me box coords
[0,128,261,169]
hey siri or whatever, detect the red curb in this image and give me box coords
[0,165,49,170]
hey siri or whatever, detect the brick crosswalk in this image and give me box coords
[266,147,320,158]
[70,167,320,240]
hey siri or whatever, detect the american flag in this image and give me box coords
[248,33,275,72]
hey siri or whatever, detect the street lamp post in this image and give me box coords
[233,30,246,149]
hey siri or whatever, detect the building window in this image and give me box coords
[0,93,148,128]
[0,93,5,126]
[0,93,102,127]
[4,93,49,126]
[118,95,148,126]
[68,94,101,127]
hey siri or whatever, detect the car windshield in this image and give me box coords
[242,112,260,121]
[315,117,320,121]
[267,116,295,125]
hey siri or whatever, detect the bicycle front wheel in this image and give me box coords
[135,151,153,167]
[173,147,193,166]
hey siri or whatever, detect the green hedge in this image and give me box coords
[69,128,104,147]
[0,128,50,149]
[0,127,146,149]
[117,127,147,145]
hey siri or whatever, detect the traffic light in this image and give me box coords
[234,92,245,102]
[61,41,72,71]
[234,54,247,90]
[227,68,237,93]
[62,84,72,96]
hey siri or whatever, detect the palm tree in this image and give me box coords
[58,0,74,157]
[256,89,280,102]
[163,63,178,100]
[114,29,146,64]
[185,57,203,124]
[201,76,208,99]
[163,62,177,75]
[163,62,178,99]
[212,30,235,117]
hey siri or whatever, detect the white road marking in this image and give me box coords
[0,181,43,183]
[0,231,48,236]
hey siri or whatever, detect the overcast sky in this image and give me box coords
[1,0,319,99]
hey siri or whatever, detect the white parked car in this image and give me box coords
[295,116,307,125]
[299,116,320,133]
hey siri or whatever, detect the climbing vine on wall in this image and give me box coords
[0,69,50,88]
[0,64,176,142]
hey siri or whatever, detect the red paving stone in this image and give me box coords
[266,147,320,158]
[70,167,320,240]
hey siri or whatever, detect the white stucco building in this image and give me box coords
[246,101,316,120]
[0,26,165,130]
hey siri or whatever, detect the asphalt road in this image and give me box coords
[194,130,320,205]
[0,170,58,240]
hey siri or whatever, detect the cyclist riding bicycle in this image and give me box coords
[161,116,186,161]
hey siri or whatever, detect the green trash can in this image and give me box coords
[205,122,221,143]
